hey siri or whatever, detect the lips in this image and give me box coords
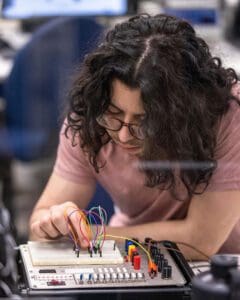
[117,143,140,149]
[118,144,142,155]
[121,146,140,150]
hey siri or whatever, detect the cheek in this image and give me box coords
[106,129,118,140]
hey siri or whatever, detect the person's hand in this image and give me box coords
[30,202,90,248]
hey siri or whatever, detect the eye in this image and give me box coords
[106,109,118,115]
[106,106,122,115]
[133,116,145,126]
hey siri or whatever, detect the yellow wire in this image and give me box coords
[63,208,152,261]
[103,234,152,262]
[64,207,210,262]
[65,207,189,264]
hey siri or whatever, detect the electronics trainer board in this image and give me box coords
[18,239,193,299]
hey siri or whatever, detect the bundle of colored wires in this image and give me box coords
[64,205,108,253]
[64,205,210,274]
[64,205,177,273]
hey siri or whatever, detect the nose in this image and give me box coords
[117,124,133,143]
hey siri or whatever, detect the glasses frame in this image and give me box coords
[96,114,144,140]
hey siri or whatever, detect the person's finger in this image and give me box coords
[62,203,82,241]
[50,206,69,236]
[38,214,60,238]
[30,220,48,239]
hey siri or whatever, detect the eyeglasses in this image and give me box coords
[96,114,144,140]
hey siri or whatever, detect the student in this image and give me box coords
[29,14,240,259]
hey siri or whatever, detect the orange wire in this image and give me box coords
[64,207,85,246]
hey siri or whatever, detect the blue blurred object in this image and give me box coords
[0,16,114,220]
[1,0,129,19]
[164,8,218,25]
[2,16,104,161]
[87,183,114,223]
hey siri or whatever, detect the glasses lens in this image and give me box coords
[130,124,144,140]
[97,115,145,140]
[97,115,121,131]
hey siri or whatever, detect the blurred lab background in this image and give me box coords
[0,0,239,244]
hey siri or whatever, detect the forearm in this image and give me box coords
[106,220,209,260]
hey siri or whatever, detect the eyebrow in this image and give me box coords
[109,102,145,118]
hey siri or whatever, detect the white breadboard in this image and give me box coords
[28,240,124,266]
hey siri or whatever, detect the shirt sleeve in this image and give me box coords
[53,122,96,185]
[206,85,240,192]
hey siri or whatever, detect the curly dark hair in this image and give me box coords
[66,13,239,200]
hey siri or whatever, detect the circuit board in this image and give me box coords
[27,239,123,265]
[18,239,193,299]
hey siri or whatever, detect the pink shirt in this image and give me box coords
[54,86,240,253]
